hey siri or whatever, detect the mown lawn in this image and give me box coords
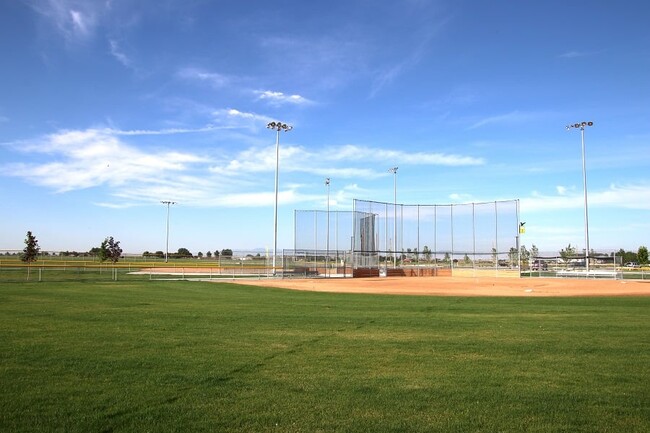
[0,280,648,432]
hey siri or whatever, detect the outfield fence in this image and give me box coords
[520,251,647,280]
[2,245,648,282]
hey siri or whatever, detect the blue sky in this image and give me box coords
[1,0,649,255]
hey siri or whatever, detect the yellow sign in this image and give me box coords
[519,227,526,234]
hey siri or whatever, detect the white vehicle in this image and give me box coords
[624,262,639,268]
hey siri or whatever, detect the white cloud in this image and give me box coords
[255,90,313,106]
[449,193,474,202]
[211,108,272,131]
[210,142,483,180]
[522,183,650,212]
[69,9,91,35]
[0,126,315,209]
[2,128,203,192]
[106,125,227,136]
[1,125,485,209]
[329,145,484,166]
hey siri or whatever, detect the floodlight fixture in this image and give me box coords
[267,122,293,132]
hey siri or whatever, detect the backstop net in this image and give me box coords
[352,198,521,276]
[291,210,355,277]
[294,200,521,277]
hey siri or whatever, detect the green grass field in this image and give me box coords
[1,280,648,432]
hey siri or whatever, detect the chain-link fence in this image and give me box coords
[351,199,520,277]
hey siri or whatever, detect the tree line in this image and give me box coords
[519,243,648,265]
[18,231,238,262]
[141,248,237,259]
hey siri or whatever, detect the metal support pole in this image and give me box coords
[389,167,398,267]
[267,121,293,276]
[161,201,176,263]
[325,178,330,277]
[567,121,594,273]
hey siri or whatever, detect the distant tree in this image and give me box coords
[559,244,576,264]
[509,247,518,267]
[197,251,203,259]
[206,251,212,259]
[21,231,40,263]
[463,254,471,265]
[99,237,123,264]
[142,251,151,258]
[531,244,539,260]
[213,250,220,258]
[520,245,530,268]
[21,231,40,280]
[422,246,431,262]
[443,252,450,263]
[617,248,637,264]
[176,247,192,258]
[638,246,648,265]
[491,247,498,264]
[154,251,164,259]
[221,249,233,257]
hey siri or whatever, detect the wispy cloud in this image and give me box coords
[1,123,484,209]
[106,125,230,136]
[108,39,133,68]
[369,13,448,98]
[255,90,313,106]
[211,108,273,131]
[177,67,230,88]
[522,183,650,212]
[211,143,483,179]
[0,126,316,209]
[329,145,484,167]
[468,110,546,130]
[1,129,203,193]
[26,0,102,43]
[559,50,592,59]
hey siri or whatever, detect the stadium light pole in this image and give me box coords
[325,178,331,277]
[566,121,594,272]
[161,201,177,263]
[267,121,293,276]
[389,167,398,267]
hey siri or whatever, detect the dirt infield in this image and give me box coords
[224,276,650,297]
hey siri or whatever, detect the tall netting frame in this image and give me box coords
[352,198,521,277]
[289,210,356,278]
